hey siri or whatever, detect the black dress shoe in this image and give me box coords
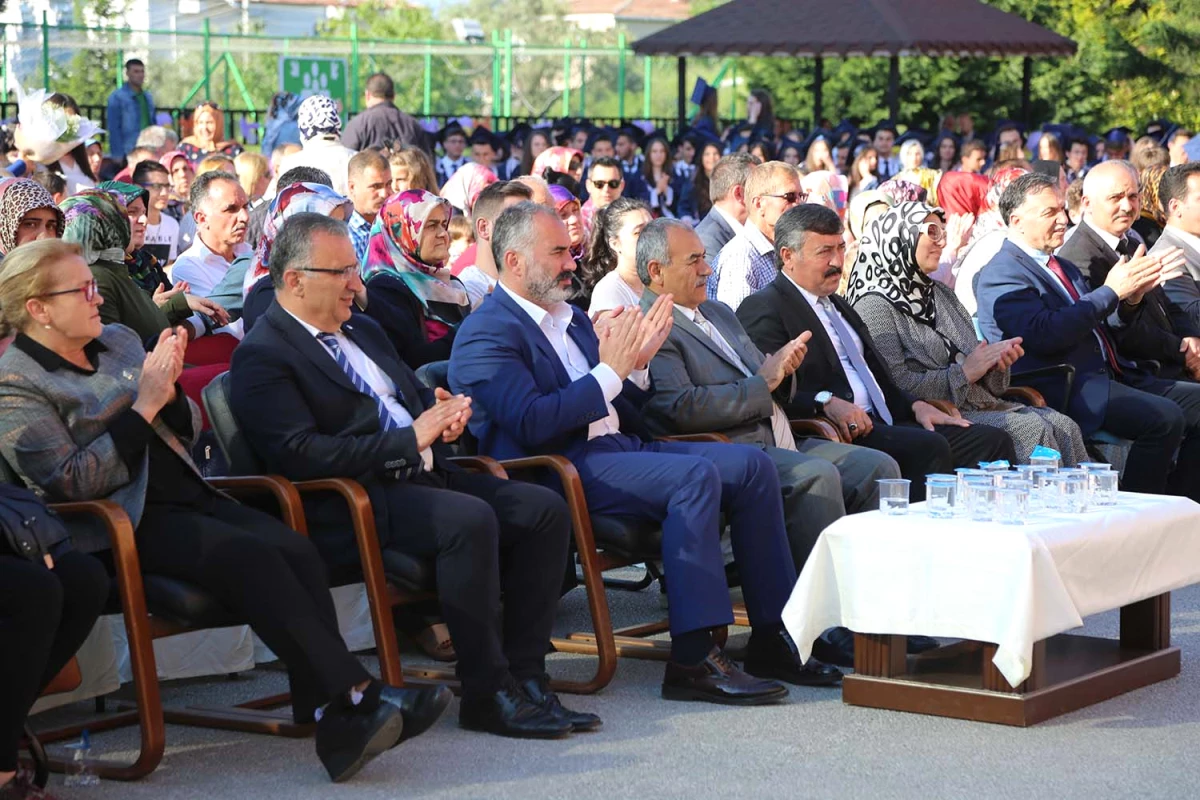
[811,626,856,668]
[519,675,602,732]
[662,646,789,705]
[907,635,941,654]
[315,698,404,783]
[460,680,573,739]
[379,683,453,744]
[744,630,843,687]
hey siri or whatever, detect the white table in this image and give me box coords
[783,492,1200,726]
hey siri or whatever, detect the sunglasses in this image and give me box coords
[39,278,98,303]
[591,179,622,190]
[764,191,808,205]
[918,221,948,242]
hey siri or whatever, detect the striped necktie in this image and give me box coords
[316,332,400,432]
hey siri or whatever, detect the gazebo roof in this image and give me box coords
[631,0,1077,58]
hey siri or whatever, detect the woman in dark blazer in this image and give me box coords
[0,239,420,783]
[362,190,471,369]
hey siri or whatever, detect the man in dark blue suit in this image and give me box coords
[976,172,1200,499]
[229,213,597,740]
[449,201,842,705]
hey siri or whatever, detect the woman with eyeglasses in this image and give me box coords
[179,103,243,166]
[845,202,1087,465]
[361,190,471,369]
[0,239,412,783]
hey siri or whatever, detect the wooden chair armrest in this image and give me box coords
[655,433,732,443]
[448,455,509,478]
[496,455,599,556]
[924,399,958,416]
[790,417,842,442]
[290,477,401,685]
[1001,386,1046,407]
[207,475,305,535]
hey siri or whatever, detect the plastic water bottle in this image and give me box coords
[62,729,99,787]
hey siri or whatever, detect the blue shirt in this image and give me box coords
[349,211,374,266]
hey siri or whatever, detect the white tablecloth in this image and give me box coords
[783,493,1200,687]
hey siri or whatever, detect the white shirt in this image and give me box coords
[276,136,357,196]
[498,282,648,441]
[953,229,1007,316]
[457,265,496,309]
[171,235,252,298]
[587,270,643,315]
[282,307,433,471]
[144,214,179,265]
[786,273,876,414]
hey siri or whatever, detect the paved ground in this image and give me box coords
[30,576,1200,800]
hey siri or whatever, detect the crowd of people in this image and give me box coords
[3,57,1200,796]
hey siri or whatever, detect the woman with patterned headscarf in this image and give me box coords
[531,146,585,186]
[800,170,849,220]
[439,162,497,216]
[0,178,64,257]
[846,201,1086,465]
[361,189,471,368]
[272,95,356,196]
[952,165,1030,315]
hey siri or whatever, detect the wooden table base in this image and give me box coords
[841,593,1180,726]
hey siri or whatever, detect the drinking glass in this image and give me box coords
[955,468,991,514]
[1037,471,1064,511]
[878,478,911,515]
[1061,473,1090,513]
[995,482,1031,525]
[1030,454,1061,471]
[964,476,996,522]
[1091,470,1119,506]
[925,474,957,519]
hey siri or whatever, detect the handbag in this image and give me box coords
[0,482,72,565]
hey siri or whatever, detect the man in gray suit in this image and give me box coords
[635,217,901,571]
[695,153,759,290]
[1154,163,1200,334]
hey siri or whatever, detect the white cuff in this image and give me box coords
[591,363,624,402]
[629,367,651,390]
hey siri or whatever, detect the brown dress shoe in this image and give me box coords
[662,646,789,705]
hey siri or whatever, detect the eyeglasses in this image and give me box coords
[764,191,808,205]
[591,179,622,190]
[38,279,98,303]
[918,221,948,243]
[296,266,360,280]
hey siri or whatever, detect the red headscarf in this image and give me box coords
[936,172,990,217]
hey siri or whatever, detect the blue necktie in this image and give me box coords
[819,297,894,425]
[316,332,400,432]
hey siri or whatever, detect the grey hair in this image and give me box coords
[635,218,693,285]
[491,201,560,269]
[269,212,351,289]
[999,172,1058,227]
[899,139,925,162]
[189,169,240,215]
[773,204,841,268]
[709,153,758,203]
[135,125,173,151]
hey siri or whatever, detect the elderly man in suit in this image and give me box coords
[635,217,900,572]
[977,171,1200,500]
[695,153,759,277]
[450,201,843,703]
[1155,163,1200,333]
[738,204,1016,500]
[1058,160,1198,380]
[228,212,596,740]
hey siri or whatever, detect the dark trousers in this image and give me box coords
[857,420,1017,501]
[377,470,570,699]
[0,551,108,771]
[1103,379,1200,499]
[135,498,370,723]
[573,435,796,636]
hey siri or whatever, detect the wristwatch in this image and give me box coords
[814,390,833,410]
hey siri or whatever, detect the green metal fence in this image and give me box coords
[2,16,741,123]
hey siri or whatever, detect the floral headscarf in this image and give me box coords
[0,178,64,255]
[969,166,1029,245]
[96,181,161,289]
[800,170,848,217]
[98,180,149,212]
[362,190,469,332]
[936,172,989,218]
[439,163,497,214]
[878,179,927,204]
[247,182,353,290]
[895,168,942,206]
[845,201,946,334]
[532,146,583,178]
[60,189,130,265]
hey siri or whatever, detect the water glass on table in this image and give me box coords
[1060,471,1090,513]
[963,476,997,522]
[955,468,991,514]
[925,474,957,518]
[878,478,911,515]
[1030,454,1061,471]
[995,481,1032,525]
[1086,466,1119,506]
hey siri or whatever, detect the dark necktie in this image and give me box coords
[316,332,401,432]
[1115,237,1131,258]
[1044,256,1123,376]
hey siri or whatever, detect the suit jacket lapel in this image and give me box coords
[265,301,360,395]
[566,310,600,368]
[772,275,840,375]
[1004,241,1075,304]
[701,302,763,372]
[492,285,573,387]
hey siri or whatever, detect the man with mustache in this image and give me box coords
[1057,161,1200,381]
[978,172,1200,501]
[172,170,252,335]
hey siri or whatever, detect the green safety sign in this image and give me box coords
[279,56,348,106]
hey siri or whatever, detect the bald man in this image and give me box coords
[1058,161,1199,380]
